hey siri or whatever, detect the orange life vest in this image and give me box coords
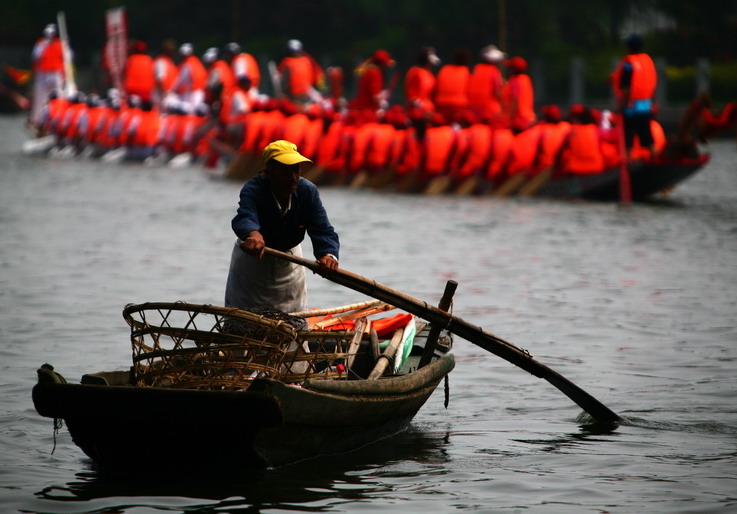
[467,63,504,117]
[219,87,250,125]
[422,125,458,176]
[34,38,64,72]
[177,56,207,93]
[507,125,543,176]
[154,55,177,91]
[211,60,236,91]
[239,111,267,153]
[45,96,69,133]
[316,119,346,172]
[629,119,666,161]
[83,105,107,143]
[124,54,156,101]
[60,103,86,140]
[611,53,657,106]
[282,113,311,151]
[486,128,514,179]
[457,123,493,178]
[503,73,536,130]
[365,123,396,171]
[129,110,162,147]
[434,65,470,111]
[558,123,606,174]
[232,53,261,88]
[392,127,421,175]
[404,66,435,111]
[536,121,571,170]
[279,55,315,97]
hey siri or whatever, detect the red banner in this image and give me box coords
[104,7,127,92]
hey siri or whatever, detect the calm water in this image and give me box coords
[1,114,735,513]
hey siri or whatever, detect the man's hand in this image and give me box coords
[317,254,339,270]
[240,231,265,258]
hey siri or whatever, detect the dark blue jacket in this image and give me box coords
[231,174,340,260]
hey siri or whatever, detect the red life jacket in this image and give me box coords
[611,53,657,106]
[458,123,493,178]
[503,73,536,131]
[351,65,384,110]
[629,119,666,161]
[422,124,458,176]
[434,65,470,111]
[45,97,69,134]
[282,113,311,151]
[219,87,250,125]
[34,38,64,72]
[301,117,324,161]
[154,55,177,92]
[83,105,107,143]
[239,111,266,153]
[467,63,504,117]
[255,110,287,153]
[486,128,514,179]
[95,109,121,147]
[279,55,315,97]
[211,60,236,91]
[558,123,606,174]
[316,119,346,173]
[177,56,207,93]
[124,54,156,101]
[507,125,542,176]
[129,110,162,147]
[536,121,571,170]
[60,103,86,140]
[365,123,396,171]
[117,107,141,146]
[404,66,435,111]
[232,53,261,88]
[347,121,378,172]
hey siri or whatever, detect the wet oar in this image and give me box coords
[518,167,553,197]
[265,247,620,424]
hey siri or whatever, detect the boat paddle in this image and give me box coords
[616,114,633,204]
[264,247,620,424]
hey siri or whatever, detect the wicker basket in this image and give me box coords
[123,302,301,390]
[123,302,359,390]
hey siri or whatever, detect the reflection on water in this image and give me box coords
[33,427,453,512]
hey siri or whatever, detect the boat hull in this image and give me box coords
[32,354,454,470]
[535,155,710,201]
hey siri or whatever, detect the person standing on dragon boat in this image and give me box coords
[225,140,340,313]
[611,33,658,157]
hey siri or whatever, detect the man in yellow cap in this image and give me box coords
[224,140,340,313]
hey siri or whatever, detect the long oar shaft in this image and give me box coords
[265,247,619,424]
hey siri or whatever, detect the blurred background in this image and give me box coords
[1,0,735,112]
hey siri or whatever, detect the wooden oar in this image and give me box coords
[265,247,620,424]
[491,173,526,197]
[616,117,633,204]
[518,167,553,197]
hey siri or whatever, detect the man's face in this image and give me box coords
[266,162,300,198]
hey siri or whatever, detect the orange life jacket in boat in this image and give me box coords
[434,65,470,112]
[219,87,250,125]
[129,110,162,147]
[507,125,543,176]
[211,60,236,92]
[154,55,177,92]
[558,123,606,174]
[629,119,666,161]
[231,53,261,89]
[176,56,207,93]
[422,124,458,176]
[503,73,536,131]
[457,123,494,178]
[404,66,436,111]
[486,127,514,179]
[316,119,345,172]
[536,121,571,170]
[611,53,657,107]
[365,123,397,171]
[279,55,316,97]
[124,53,155,102]
[467,63,504,118]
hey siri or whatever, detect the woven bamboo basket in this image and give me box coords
[123,302,356,390]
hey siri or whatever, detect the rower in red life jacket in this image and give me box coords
[123,41,155,103]
[277,39,325,106]
[203,47,236,104]
[224,42,261,101]
[611,33,658,158]
[404,46,439,114]
[556,104,606,175]
[434,47,472,120]
[31,24,66,128]
[467,44,506,124]
[125,99,164,160]
[351,49,396,114]
[535,105,571,172]
[172,43,207,113]
[153,39,178,109]
[502,56,537,133]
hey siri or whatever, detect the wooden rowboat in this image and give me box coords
[32,301,454,470]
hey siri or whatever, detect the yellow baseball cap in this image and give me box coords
[262,140,312,165]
